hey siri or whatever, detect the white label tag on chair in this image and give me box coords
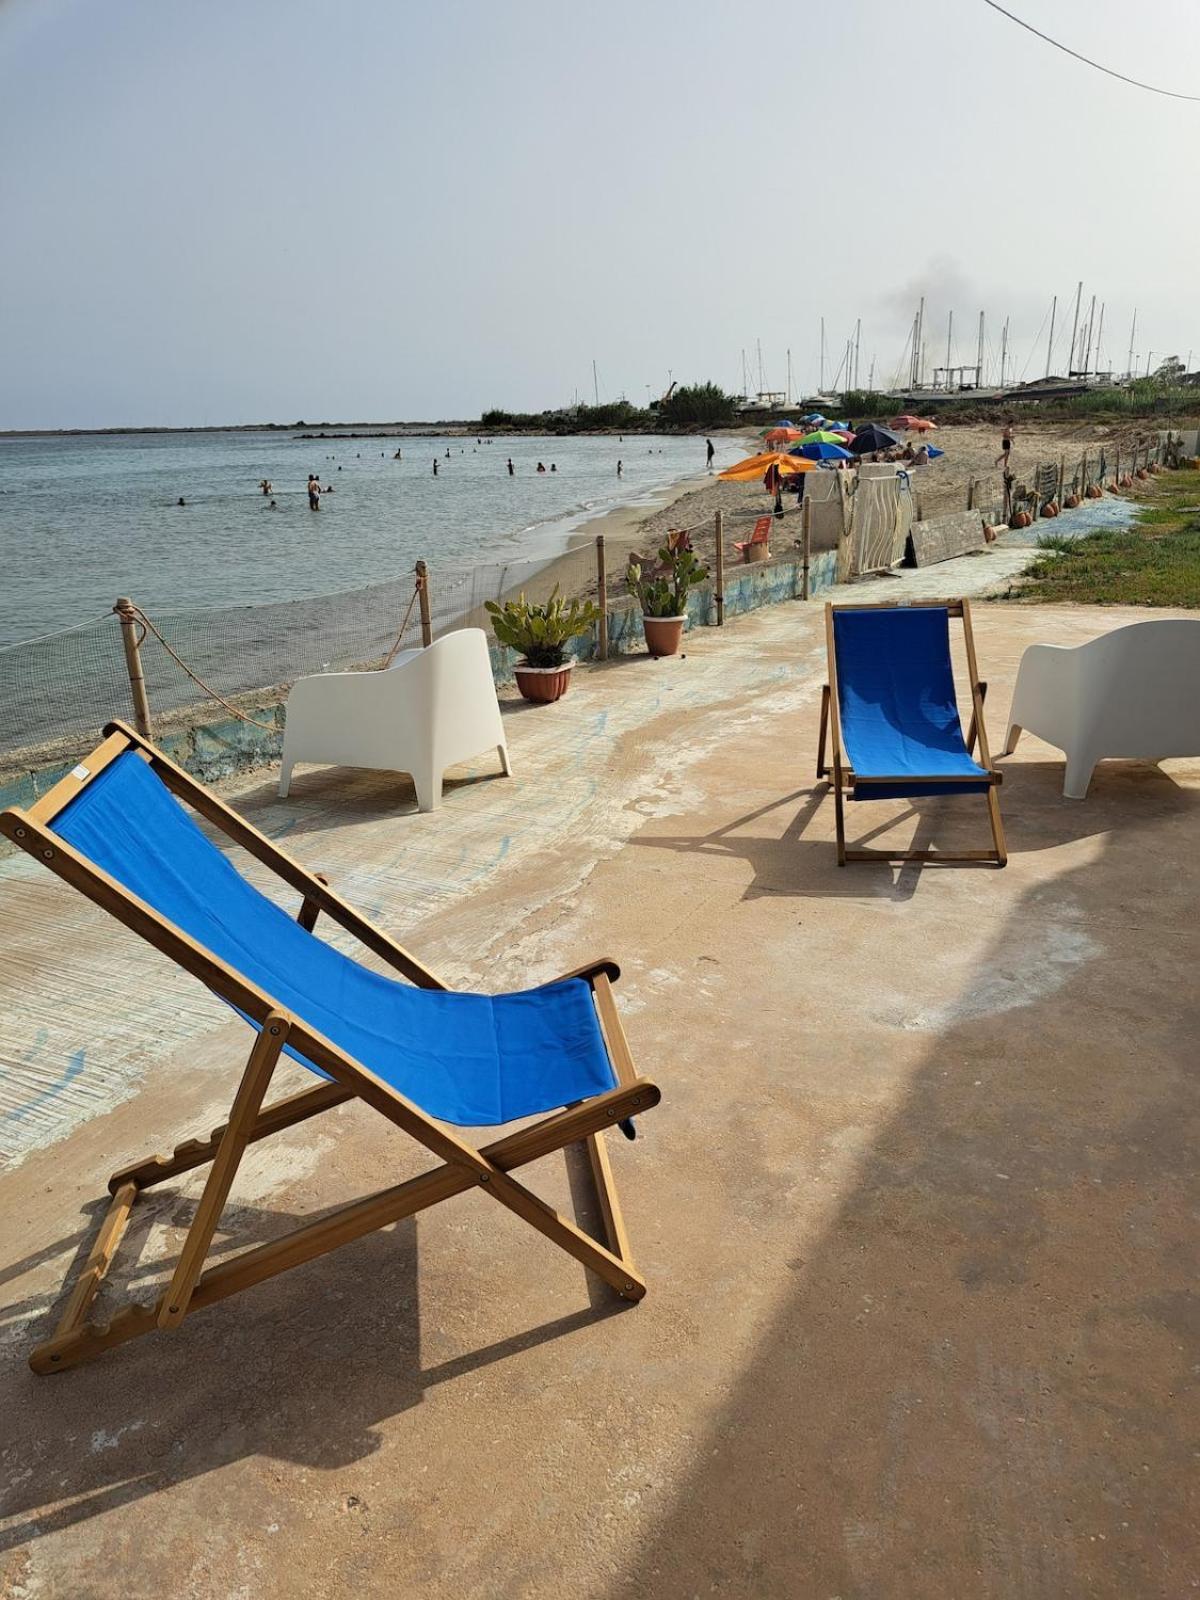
[71,764,90,780]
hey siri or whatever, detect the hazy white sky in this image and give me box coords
[2,0,1198,428]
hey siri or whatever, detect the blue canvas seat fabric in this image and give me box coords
[832,607,990,799]
[55,753,616,1126]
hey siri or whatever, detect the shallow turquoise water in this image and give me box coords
[0,429,738,646]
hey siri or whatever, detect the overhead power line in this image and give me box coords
[980,0,1200,102]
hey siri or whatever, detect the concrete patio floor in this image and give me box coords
[0,588,1197,1599]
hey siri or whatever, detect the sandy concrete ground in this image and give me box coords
[1,587,1198,1599]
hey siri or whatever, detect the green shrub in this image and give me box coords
[626,535,710,617]
[484,588,601,667]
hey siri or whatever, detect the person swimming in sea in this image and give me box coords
[433,458,439,476]
[507,458,514,475]
[536,462,546,473]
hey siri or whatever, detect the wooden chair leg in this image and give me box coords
[816,684,831,778]
[158,1015,289,1329]
[831,754,847,866]
[986,787,1008,867]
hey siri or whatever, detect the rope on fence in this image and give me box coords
[119,601,280,732]
[118,574,424,735]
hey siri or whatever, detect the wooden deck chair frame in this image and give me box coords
[1,721,660,1375]
[814,598,1007,867]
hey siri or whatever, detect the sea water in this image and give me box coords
[0,429,742,646]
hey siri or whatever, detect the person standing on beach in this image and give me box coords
[307,475,320,510]
[433,458,439,476]
[995,418,1015,470]
[706,438,715,471]
[617,459,623,477]
[507,457,514,476]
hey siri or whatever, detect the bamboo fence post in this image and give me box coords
[714,510,725,626]
[1114,445,1120,485]
[113,598,153,738]
[1081,453,1088,496]
[595,534,609,660]
[1057,456,1065,504]
[415,560,432,647]
[966,478,975,511]
[801,497,812,600]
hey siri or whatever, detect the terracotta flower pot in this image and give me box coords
[1041,501,1058,518]
[1010,510,1031,529]
[1086,485,1103,498]
[514,660,573,703]
[642,615,687,657]
[1064,494,1080,509]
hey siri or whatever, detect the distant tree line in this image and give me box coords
[480,382,741,433]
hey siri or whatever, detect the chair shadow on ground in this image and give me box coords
[0,1142,621,1554]
[227,757,515,844]
[629,759,1200,905]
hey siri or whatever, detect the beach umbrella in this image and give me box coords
[824,420,850,431]
[849,423,901,455]
[891,414,938,431]
[791,442,853,461]
[763,426,804,445]
[926,446,945,458]
[801,413,826,424]
[718,450,815,483]
[797,430,847,446]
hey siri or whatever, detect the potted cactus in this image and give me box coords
[484,587,601,703]
[626,533,710,658]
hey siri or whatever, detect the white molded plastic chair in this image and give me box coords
[1004,619,1200,799]
[279,628,511,811]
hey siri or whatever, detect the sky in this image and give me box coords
[2,0,1199,429]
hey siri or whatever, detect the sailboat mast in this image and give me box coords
[915,296,925,387]
[976,310,984,387]
[1126,310,1137,379]
[819,318,826,392]
[1095,303,1105,376]
[945,310,953,389]
[854,318,861,390]
[1001,317,1010,388]
[1068,281,1083,375]
[756,338,765,397]
[1083,295,1096,376]
[1045,295,1057,378]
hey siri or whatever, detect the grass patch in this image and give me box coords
[1013,470,1200,606]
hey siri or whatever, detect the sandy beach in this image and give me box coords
[519,416,1184,613]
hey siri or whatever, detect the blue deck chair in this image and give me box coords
[815,600,1006,866]
[2,722,659,1375]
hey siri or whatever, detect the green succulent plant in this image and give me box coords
[484,587,602,668]
[626,536,710,618]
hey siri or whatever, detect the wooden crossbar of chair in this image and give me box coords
[816,600,1007,867]
[2,723,659,1376]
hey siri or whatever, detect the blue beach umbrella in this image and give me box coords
[801,412,825,424]
[927,445,945,459]
[791,441,853,461]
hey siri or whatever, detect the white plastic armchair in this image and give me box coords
[1004,619,1200,799]
[279,628,511,811]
